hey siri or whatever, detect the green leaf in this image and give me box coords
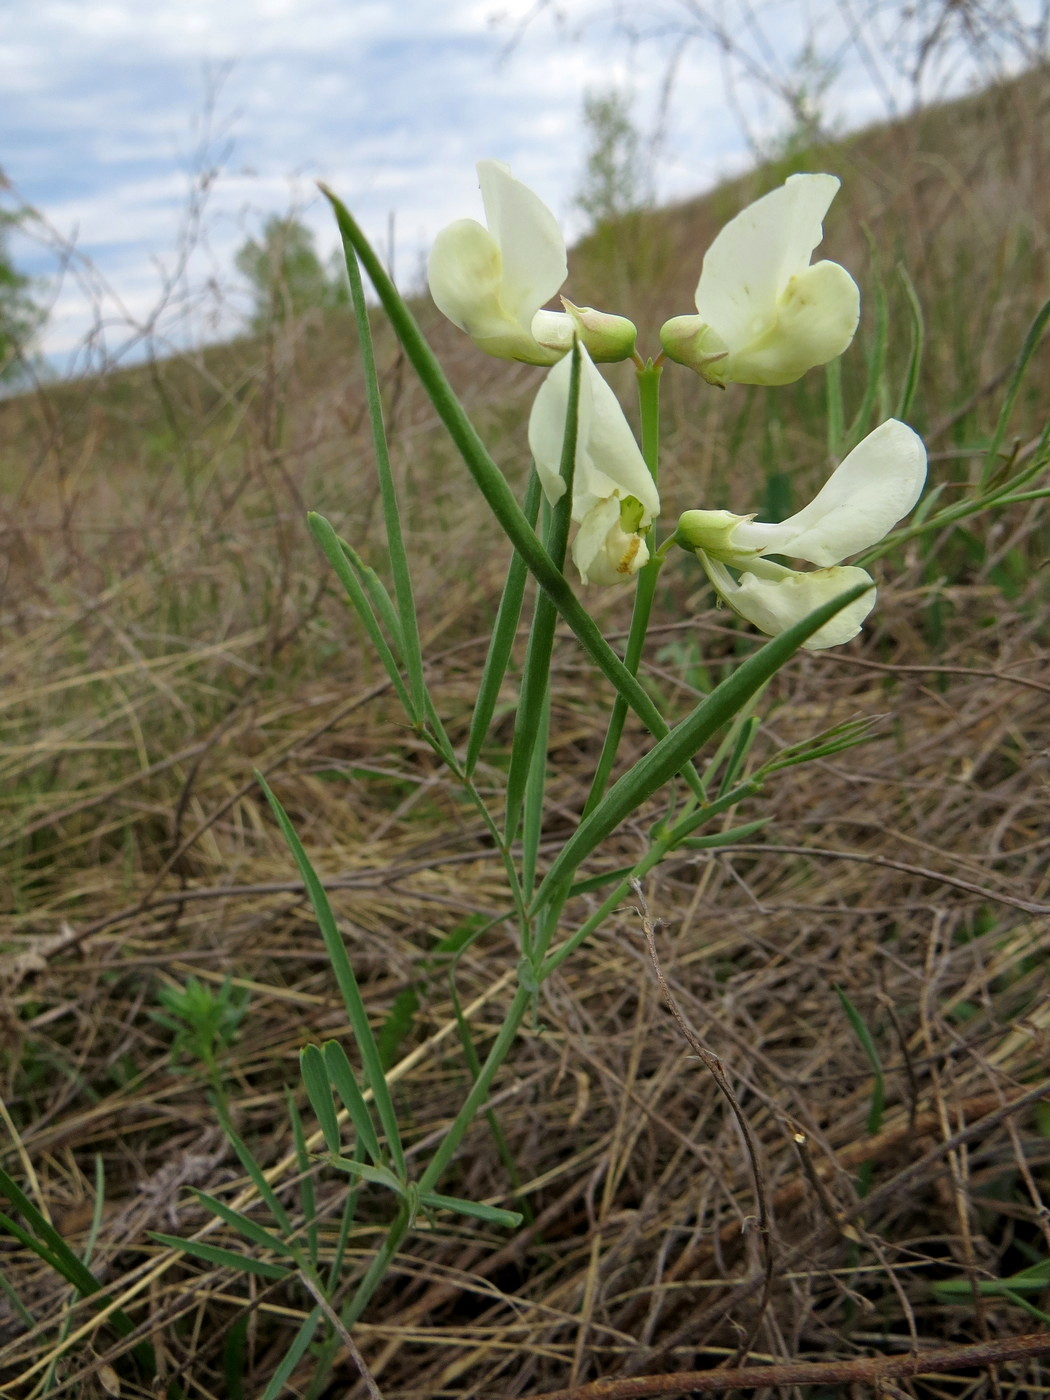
[323,1040,385,1169]
[531,582,873,909]
[259,772,406,1180]
[983,296,1050,483]
[338,202,427,722]
[213,1097,293,1235]
[0,1168,152,1372]
[300,1044,342,1156]
[259,1307,323,1400]
[419,1191,523,1228]
[151,1233,290,1280]
[895,263,924,422]
[835,987,886,1141]
[308,513,412,716]
[194,1192,299,1260]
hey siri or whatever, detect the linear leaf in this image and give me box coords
[420,1192,523,1228]
[339,200,427,721]
[301,1044,342,1156]
[530,582,873,909]
[259,1307,323,1400]
[194,1191,299,1260]
[323,1040,384,1168]
[260,772,406,1180]
[151,1233,290,1280]
[308,513,412,714]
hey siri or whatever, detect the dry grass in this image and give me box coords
[0,68,1048,1399]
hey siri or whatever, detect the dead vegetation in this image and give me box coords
[0,67,1049,1400]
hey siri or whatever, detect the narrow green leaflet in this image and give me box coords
[259,771,406,1180]
[301,1043,342,1156]
[308,512,412,715]
[260,1307,323,1400]
[0,1167,151,1370]
[420,1192,523,1228]
[531,582,873,910]
[339,192,427,722]
[895,263,924,422]
[323,1039,385,1169]
[151,1233,290,1281]
[983,296,1050,483]
[194,1191,299,1260]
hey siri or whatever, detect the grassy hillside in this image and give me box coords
[0,67,1048,1397]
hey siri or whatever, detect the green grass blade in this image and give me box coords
[504,345,580,848]
[419,1192,523,1228]
[530,582,873,909]
[260,1307,323,1400]
[308,513,412,715]
[336,200,427,722]
[983,295,1050,483]
[323,1040,384,1169]
[300,1044,342,1155]
[151,1233,290,1280]
[895,263,925,422]
[319,184,673,743]
[287,1094,318,1268]
[465,470,542,776]
[194,1191,299,1260]
[835,987,886,1138]
[259,772,406,1180]
[0,1169,151,1369]
[846,259,890,449]
[0,1257,34,1328]
[715,713,761,798]
[223,1314,248,1400]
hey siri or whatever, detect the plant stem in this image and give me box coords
[583,360,671,818]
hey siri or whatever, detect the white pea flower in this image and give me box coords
[660,173,860,387]
[427,160,636,366]
[528,345,660,585]
[676,419,926,648]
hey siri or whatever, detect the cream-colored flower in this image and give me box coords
[528,345,659,585]
[660,174,860,387]
[428,161,635,366]
[676,419,926,648]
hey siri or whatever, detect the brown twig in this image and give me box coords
[525,1331,1050,1400]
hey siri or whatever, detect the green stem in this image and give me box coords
[417,984,532,1194]
[584,360,694,818]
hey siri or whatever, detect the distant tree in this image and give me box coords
[575,89,651,233]
[1,199,44,382]
[235,215,348,332]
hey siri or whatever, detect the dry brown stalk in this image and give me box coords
[525,1331,1050,1400]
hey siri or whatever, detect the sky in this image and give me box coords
[2,0,1043,372]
